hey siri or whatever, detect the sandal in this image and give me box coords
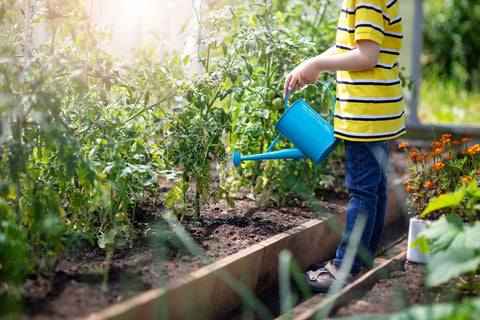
[303,262,355,292]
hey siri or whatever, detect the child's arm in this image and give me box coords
[283,40,380,99]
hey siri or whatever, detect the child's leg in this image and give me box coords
[366,142,389,263]
[332,140,389,275]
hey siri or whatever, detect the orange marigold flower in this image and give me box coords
[431,142,443,148]
[432,162,445,170]
[425,181,434,188]
[477,170,480,177]
[452,140,462,145]
[441,133,452,140]
[441,135,451,144]
[405,185,413,191]
[461,137,472,143]
[466,144,480,155]
[409,152,418,161]
[398,142,410,148]
[462,177,473,184]
[433,148,446,154]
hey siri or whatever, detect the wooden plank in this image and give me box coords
[254,215,345,295]
[385,181,408,225]
[206,243,266,319]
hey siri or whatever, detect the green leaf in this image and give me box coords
[119,166,133,178]
[426,249,480,287]
[165,179,188,210]
[410,235,430,254]
[450,222,480,251]
[421,191,464,217]
[389,297,480,320]
[419,214,463,254]
[102,162,115,174]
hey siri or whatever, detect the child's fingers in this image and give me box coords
[283,74,293,100]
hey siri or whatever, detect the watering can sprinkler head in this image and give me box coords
[233,150,241,168]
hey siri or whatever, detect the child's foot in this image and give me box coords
[303,262,355,292]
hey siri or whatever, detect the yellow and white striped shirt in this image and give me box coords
[334,0,405,141]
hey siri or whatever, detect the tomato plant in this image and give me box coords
[0,1,173,309]
[0,0,347,314]
[160,6,237,222]
[216,0,343,205]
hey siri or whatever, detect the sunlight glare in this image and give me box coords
[93,0,194,57]
[121,0,146,17]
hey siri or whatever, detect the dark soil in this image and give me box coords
[332,257,474,318]
[20,140,417,319]
[334,260,427,317]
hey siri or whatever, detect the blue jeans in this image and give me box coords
[332,140,389,276]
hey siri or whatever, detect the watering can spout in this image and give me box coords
[233,148,306,168]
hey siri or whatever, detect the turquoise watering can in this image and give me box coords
[233,81,340,168]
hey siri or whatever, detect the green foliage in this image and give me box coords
[411,179,480,291]
[421,180,480,223]
[0,0,97,277]
[0,0,172,306]
[162,101,232,221]
[0,0,348,313]
[159,0,343,217]
[420,1,480,126]
[419,71,480,125]
[423,0,480,91]
[159,6,236,221]
[0,200,30,316]
[412,214,480,291]
[349,297,480,320]
[218,0,343,205]
[407,183,480,314]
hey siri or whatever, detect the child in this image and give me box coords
[284,0,404,292]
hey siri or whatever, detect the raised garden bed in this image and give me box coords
[20,142,412,319]
[70,184,403,320]
[22,193,347,319]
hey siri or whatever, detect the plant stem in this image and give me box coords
[468,273,474,295]
[195,179,200,224]
[120,91,173,126]
[207,51,239,112]
[314,0,330,28]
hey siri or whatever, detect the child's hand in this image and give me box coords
[283,59,322,100]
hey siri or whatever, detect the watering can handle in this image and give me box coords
[284,80,336,123]
[266,80,335,153]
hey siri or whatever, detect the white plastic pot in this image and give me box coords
[406,217,432,264]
